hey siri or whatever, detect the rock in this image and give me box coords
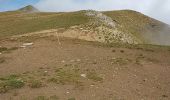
[66,91,70,94]
[76,59,81,62]
[20,45,26,48]
[23,43,33,46]
[61,60,65,63]
[85,10,116,28]
[85,10,139,44]
[81,74,86,78]
[70,60,75,62]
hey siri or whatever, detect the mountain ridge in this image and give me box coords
[0,5,170,46]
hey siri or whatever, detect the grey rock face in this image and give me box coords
[85,10,116,28]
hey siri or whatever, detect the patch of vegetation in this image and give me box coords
[0,74,24,93]
[34,95,59,100]
[48,68,81,85]
[0,11,89,37]
[0,47,8,52]
[104,10,165,42]
[68,98,76,100]
[87,71,103,82]
[34,96,48,100]
[0,46,18,53]
[28,79,43,88]
[49,95,59,100]
[111,57,131,65]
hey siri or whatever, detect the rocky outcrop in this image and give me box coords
[84,10,141,44]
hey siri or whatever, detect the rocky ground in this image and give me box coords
[0,36,170,100]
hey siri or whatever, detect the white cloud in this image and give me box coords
[35,0,170,24]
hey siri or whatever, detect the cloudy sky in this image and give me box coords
[0,0,170,25]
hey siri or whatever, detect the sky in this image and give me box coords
[0,0,170,25]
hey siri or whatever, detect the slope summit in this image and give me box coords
[18,5,39,13]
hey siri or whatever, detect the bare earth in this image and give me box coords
[0,36,170,100]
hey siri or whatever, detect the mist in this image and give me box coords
[35,0,170,25]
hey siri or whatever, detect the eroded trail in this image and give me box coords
[0,36,170,100]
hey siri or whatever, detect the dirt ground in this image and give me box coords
[0,36,170,100]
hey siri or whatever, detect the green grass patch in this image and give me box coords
[48,68,81,85]
[0,11,89,37]
[0,74,24,93]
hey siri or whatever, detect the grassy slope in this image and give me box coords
[0,11,89,37]
[0,9,170,45]
[104,10,170,43]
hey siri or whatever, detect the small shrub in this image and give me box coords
[6,79,24,88]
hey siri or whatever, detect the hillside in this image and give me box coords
[104,10,170,45]
[0,6,170,45]
[0,6,170,100]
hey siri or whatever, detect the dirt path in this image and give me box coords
[0,36,170,100]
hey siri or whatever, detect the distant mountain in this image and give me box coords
[18,5,39,13]
[0,6,170,46]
